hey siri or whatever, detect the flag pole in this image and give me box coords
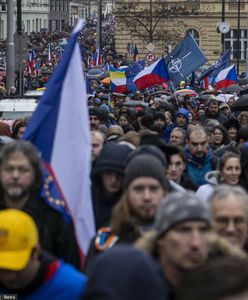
[6,0,15,90]
[97,0,102,50]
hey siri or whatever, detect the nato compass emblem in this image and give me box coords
[168,52,192,77]
[213,58,223,68]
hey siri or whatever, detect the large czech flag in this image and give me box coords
[215,64,237,91]
[23,20,95,265]
[133,58,170,90]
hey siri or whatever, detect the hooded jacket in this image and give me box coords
[91,142,132,230]
[163,108,189,143]
[0,252,86,300]
[195,171,220,202]
[0,193,81,269]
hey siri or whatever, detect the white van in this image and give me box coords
[0,98,38,120]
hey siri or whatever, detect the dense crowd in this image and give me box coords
[0,17,117,94]
[0,76,246,299]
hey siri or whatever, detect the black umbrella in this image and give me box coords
[224,84,241,94]
[238,77,248,85]
[231,94,248,111]
[98,70,110,79]
[195,94,213,101]
[240,87,248,96]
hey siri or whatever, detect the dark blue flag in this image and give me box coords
[164,32,207,86]
[126,76,138,92]
[125,60,145,92]
[125,60,145,78]
[189,72,195,89]
[198,48,231,81]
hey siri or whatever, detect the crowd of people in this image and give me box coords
[0,75,246,299]
[0,17,117,95]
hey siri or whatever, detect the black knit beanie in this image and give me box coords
[123,154,169,191]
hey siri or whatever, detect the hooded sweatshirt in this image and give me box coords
[195,170,220,202]
[91,142,132,230]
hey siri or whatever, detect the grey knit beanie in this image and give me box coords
[155,191,211,237]
[123,154,169,191]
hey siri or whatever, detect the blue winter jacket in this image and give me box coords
[185,147,214,186]
[0,262,86,300]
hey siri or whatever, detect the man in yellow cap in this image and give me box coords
[0,209,86,299]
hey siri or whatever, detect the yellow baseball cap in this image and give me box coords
[0,209,38,271]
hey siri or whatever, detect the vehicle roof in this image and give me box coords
[24,89,44,98]
[0,98,38,111]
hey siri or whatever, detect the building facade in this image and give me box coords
[49,0,70,31]
[114,0,248,73]
[0,0,49,39]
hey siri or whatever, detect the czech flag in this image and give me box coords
[27,52,35,74]
[215,64,237,91]
[93,48,102,66]
[23,19,95,265]
[110,71,127,93]
[133,58,170,90]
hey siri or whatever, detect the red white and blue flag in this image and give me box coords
[93,48,102,66]
[133,58,170,90]
[215,64,237,91]
[27,52,35,74]
[23,19,95,264]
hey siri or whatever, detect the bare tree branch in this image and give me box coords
[114,0,207,43]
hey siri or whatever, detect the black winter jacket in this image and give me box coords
[0,193,81,270]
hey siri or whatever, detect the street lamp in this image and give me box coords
[149,0,152,42]
[97,0,102,49]
[221,0,225,53]
[237,0,241,75]
[6,0,15,90]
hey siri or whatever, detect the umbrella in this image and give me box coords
[223,84,241,94]
[87,69,103,76]
[238,77,248,85]
[240,87,248,96]
[231,94,248,111]
[87,68,104,79]
[195,94,215,101]
[101,77,110,84]
[98,70,110,79]
[174,89,198,97]
[216,94,237,103]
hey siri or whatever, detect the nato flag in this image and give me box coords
[164,32,207,86]
[198,48,231,81]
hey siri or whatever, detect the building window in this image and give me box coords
[27,20,30,34]
[224,29,248,60]
[36,18,39,31]
[0,20,4,39]
[186,28,200,45]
